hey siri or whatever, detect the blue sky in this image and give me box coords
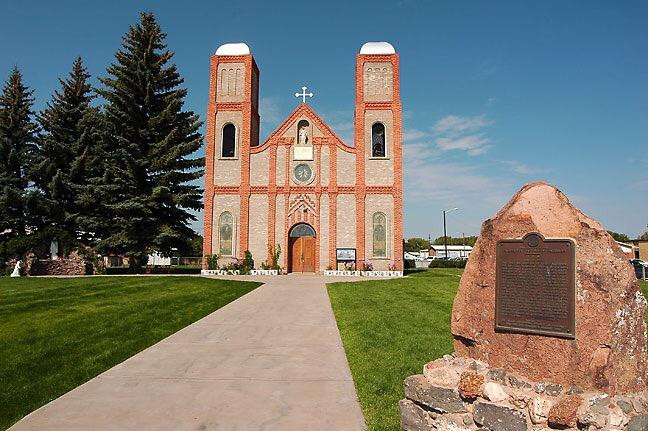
[2,0,647,239]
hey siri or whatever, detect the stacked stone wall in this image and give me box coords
[25,251,92,276]
[400,352,648,431]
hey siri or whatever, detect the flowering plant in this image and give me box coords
[362,262,374,271]
[388,262,398,271]
[344,262,355,271]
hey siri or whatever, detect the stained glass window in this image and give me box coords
[289,223,316,238]
[373,212,387,257]
[219,212,233,255]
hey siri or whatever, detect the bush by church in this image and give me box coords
[428,259,467,269]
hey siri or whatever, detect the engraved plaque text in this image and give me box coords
[495,232,576,339]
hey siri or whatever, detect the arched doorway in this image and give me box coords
[288,223,316,273]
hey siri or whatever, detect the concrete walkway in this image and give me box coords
[10,275,366,431]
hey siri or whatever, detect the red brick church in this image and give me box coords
[202,42,404,272]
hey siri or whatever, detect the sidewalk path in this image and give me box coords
[10,274,366,431]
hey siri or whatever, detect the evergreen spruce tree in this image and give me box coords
[0,67,40,239]
[34,57,107,243]
[99,12,203,270]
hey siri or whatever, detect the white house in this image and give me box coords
[429,244,473,259]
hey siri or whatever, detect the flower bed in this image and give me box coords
[201,269,280,276]
[200,269,240,276]
[323,270,403,277]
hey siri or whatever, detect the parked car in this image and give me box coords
[630,259,648,280]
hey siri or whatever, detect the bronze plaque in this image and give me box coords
[495,232,576,339]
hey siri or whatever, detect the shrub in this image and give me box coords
[428,259,467,269]
[270,245,282,272]
[206,254,219,270]
[105,266,132,275]
[242,250,254,274]
[361,262,373,271]
[404,259,415,269]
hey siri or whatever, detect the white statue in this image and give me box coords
[10,260,22,277]
[50,238,59,260]
[298,126,308,145]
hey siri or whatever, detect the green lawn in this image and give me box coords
[0,276,260,430]
[328,269,461,431]
[328,271,648,431]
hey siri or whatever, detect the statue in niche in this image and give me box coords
[298,125,308,145]
[297,120,310,146]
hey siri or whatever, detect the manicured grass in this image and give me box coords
[0,276,260,430]
[328,272,648,431]
[327,269,461,431]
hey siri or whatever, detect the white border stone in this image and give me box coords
[250,269,279,276]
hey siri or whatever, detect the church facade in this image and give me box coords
[202,42,403,272]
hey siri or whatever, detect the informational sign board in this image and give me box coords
[336,248,356,262]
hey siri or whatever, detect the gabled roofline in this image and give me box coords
[251,103,355,153]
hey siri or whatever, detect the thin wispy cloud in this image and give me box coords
[431,114,493,156]
[632,178,648,191]
[330,121,353,132]
[502,160,547,175]
[259,97,281,124]
[330,121,354,146]
[433,114,492,135]
[436,134,492,155]
[474,58,499,79]
[403,128,428,142]
[403,141,439,162]
[404,158,503,203]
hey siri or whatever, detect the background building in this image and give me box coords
[429,244,473,259]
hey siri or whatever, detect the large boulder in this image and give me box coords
[451,181,647,394]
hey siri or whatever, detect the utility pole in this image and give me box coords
[443,208,458,259]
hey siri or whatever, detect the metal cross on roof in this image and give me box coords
[295,86,313,104]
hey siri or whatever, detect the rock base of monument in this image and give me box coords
[400,354,648,431]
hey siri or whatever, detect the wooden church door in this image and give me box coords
[288,224,316,273]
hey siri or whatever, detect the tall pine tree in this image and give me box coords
[0,67,40,239]
[34,57,107,243]
[99,13,203,269]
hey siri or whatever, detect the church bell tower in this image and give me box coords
[203,43,260,265]
[353,42,404,269]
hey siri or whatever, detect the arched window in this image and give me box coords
[371,122,386,158]
[372,212,387,257]
[218,212,234,255]
[221,123,236,158]
[289,223,316,237]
